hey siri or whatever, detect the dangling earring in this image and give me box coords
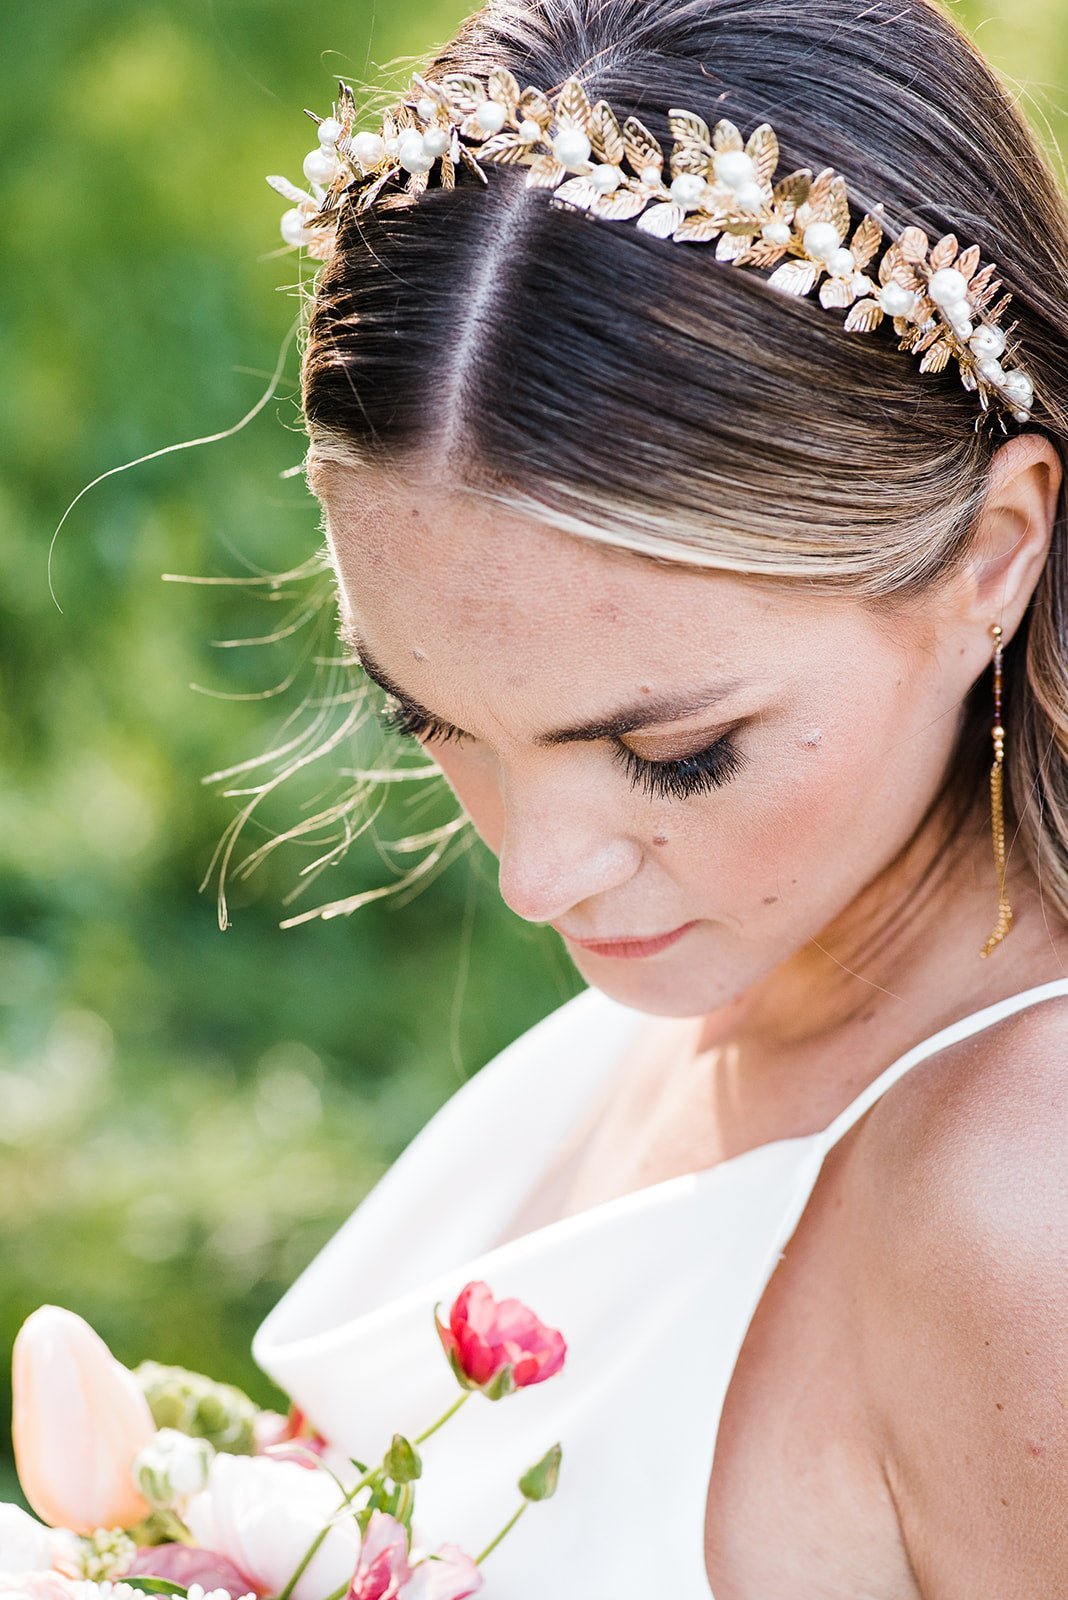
[979,623,1014,958]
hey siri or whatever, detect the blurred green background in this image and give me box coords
[1,0,1066,1506]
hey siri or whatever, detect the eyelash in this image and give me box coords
[379,701,747,801]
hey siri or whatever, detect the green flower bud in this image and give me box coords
[134,1361,258,1454]
[65,1528,136,1582]
[383,1433,422,1484]
[133,1428,213,1509]
[518,1442,562,1503]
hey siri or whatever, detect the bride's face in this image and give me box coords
[318,465,977,1015]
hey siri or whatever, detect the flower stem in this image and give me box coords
[413,1390,470,1445]
[275,1465,382,1600]
[474,1501,529,1565]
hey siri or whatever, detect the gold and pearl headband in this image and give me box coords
[268,71,1036,429]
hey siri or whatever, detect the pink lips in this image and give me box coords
[559,921,699,959]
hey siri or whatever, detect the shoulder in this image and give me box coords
[845,989,1068,1592]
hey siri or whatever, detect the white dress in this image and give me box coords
[253,977,1068,1597]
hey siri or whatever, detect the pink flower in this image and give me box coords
[12,1307,155,1534]
[125,1543,254,1599]
[435,1282,566,1395]
[346,1517,481,1600]
[347,1511,410,1599]
[184,1452,361,1600]
[253,1407,329,1468]
[0,1575,77,1600]
[401,1547,481,1600]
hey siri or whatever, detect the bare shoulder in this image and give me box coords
[843,989,1068,1596]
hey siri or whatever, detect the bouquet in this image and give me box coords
[0,1282,567,1600]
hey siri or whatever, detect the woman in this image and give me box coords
[253,0,1068,1592]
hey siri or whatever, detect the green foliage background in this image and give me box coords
[1,0,1065,1507]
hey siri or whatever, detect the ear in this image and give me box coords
[951,433,1062,645]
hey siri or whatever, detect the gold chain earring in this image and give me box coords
[979,623,1014,958]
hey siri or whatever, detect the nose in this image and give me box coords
[494,770,641,926]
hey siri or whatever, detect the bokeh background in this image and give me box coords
[2,0,1066,1503]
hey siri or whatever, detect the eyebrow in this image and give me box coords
[344,628,748,747]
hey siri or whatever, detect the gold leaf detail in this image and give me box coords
[669,109,713,149]
[828,176,851,241]
[713,118,744,152]
[773,169,812,212]
[850,209,884,271]
[919,338,953,374]
[623,117,664,174]
[457,145,489,184]
[554,176,597,209]
[475,133,530,164]
[590,100,624,166]
[767,258,819,297]
[737,239,788,268]
[557,77,593,130]
[745,123,779,187]
[956,243,982,281]
[672,144,714,179]
[929,232,959,270]
[671,212,718,244]
[590,188,651,221]
[897,226,930,264]
[488,67,520,114]
[439,153,456,190]
[799,166,836,226]
[844,298,885,333]
[636,201,685,237]
[714,227,752,257]
[819,276,855,309]
[441,74,485,115]
[988,291,1013,323]
[525,152,566,188]
[517,87,553,128]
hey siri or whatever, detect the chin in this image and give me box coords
[567,946,746,1018]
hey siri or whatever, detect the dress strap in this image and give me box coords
[820,977,1068,1152]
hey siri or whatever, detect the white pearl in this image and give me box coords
[518,118,542,142]
[1002,370,1034,406]
[927,266,969,307]
[947,310,974,340]
[303,147,338,186]
[670,173,707,209]
[977,356,1006,383]
[715,149,756,190]
[802,221,841,262]
[317,118,343,148]
[354,131,388,168]
[851,273,876,297]
[1013,408,1031,423]
[735,181,766,214]
[398,130,433,174]
[879,282,918,318]
[590,163,623,193]
[969,324,1007,360]
[641,164,663,188]
[552,125,592,169]
[416,97,437,121]
[828,246,855,277]
[476,100,508,135]
[762,220,792,246]
[422,127,450,159]
[280,208,307,246]
[385,136,401,157]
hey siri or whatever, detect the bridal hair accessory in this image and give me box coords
[979,622,1014,958]
[268,71,1037,432]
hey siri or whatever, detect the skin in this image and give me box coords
[312,435,1068,1595]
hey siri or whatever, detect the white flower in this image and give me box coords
[184,1454,361,1600]
[133,1428,213,1510]
[0,1505,52,1575]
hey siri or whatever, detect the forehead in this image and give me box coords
[315,462,799,663]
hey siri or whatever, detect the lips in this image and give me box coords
[557,921,698,959]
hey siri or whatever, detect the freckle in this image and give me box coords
[762,895,778,905]
[652,833,668,846]
[995,1402,1004,1410]
[640,684,652,695]
[1000,1497,1009,1507]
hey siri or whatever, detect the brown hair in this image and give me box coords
[261,0,1068,930]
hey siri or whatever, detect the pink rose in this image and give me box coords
[12,1307,155,1533]
[435,1282,566,1395]
[125,1543,254,1598]
[347,1516,481,1600]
